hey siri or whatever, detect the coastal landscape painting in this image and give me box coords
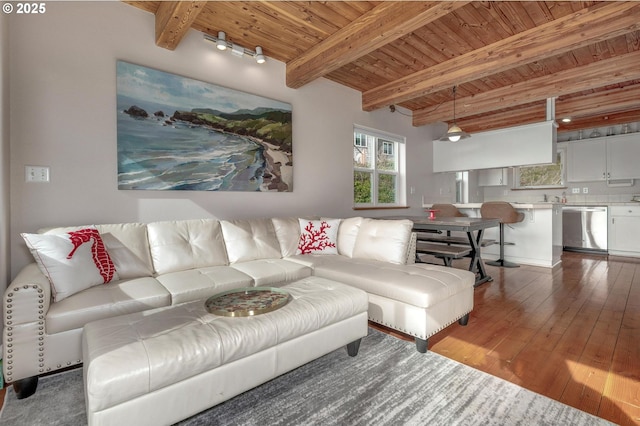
[116,61,293,191]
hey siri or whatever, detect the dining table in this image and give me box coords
[385,215,500,286]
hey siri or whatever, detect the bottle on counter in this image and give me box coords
[561,192,567,203]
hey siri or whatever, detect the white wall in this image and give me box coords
[8,2,437,276]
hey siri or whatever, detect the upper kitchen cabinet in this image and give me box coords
[567,133,640,182]
[567,138,606,182]
[606,133,640,180]
[478,168,508,186]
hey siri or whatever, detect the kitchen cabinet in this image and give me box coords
[607,133,640,180]
[567,133,640,182]
[567,139,606,182]
[609,205,640,257]
[478,168,508,186]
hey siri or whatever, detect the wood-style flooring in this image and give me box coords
[373,251,640,425]
[1,252,638,425]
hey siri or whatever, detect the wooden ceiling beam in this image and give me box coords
[557,85,640,121]
[559,110,640,133]
[453,104,546,134]
[286,1,469,89]
[413,50,640,126]
[155,1,206,50]
[362,2,640,112]
[452,85,640,134]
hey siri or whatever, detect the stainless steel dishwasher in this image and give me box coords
[562,205,608,253]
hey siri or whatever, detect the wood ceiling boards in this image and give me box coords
[124,1,640,134]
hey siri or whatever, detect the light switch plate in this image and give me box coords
[25,166,50,183]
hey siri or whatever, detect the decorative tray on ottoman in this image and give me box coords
[205,287,292,317]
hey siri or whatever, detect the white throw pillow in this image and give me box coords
[22,227,119,302]
[296,219,340,255]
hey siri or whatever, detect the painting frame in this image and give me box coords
[116,61,293,192]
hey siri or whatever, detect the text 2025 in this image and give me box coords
[16,3,46,14]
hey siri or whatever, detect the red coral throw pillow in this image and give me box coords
[296,219,340,255]
[22,227,119,302]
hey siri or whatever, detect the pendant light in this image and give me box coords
[440,86,470,142]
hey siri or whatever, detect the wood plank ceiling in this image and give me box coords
[125,1,640,135]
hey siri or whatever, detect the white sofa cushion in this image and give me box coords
[271,217,300,257]
[148,219,228,275]
[352,218,413,265]
[94,223,154,278]
[289,255,473,308]
[229,259,312,286]
[220,219,282,263]
[155,267,254,305]
[337,217,363,257]
[46,277,171,334]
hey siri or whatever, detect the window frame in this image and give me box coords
[513,146,566,190]
[353,125,406,208]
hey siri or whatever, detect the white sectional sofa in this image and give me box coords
[3,216,475,398]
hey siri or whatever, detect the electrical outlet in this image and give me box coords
[571,188,580,194]
[582,187,589,194]
[25,166,50,183]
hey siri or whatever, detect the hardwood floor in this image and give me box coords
[0,252,637,424]
[373,251,640,425]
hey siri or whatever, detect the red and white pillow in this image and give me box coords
[22,227,119,302]
[296,219,340,255]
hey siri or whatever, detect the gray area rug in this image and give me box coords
[0,329,612,426]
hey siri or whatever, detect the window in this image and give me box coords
[514,147,565,189]
[353,126,405,207]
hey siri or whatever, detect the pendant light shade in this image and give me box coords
[440,86,470,142]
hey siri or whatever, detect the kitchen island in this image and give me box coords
[424,202,563,268]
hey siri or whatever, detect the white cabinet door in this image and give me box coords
[607,133,640,180]
[478,168,507,186]
[609,206,640,256]
[567,139,606,182]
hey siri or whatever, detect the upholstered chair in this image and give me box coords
[480,201,525,268]
[431,204,467,218]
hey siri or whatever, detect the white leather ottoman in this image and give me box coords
[82,277,368,426]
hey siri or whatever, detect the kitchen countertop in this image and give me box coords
[559,202,640,206]
[424,203,554,209]
[424,202,640,209]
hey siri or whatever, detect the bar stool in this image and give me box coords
[480,201,524,268]
[429,204,467,239]
[431,204,467,218]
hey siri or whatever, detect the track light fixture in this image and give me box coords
[216,31,227,51]
[440,86,470,142]
[255,46,266,64]
[204,33,266,64]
